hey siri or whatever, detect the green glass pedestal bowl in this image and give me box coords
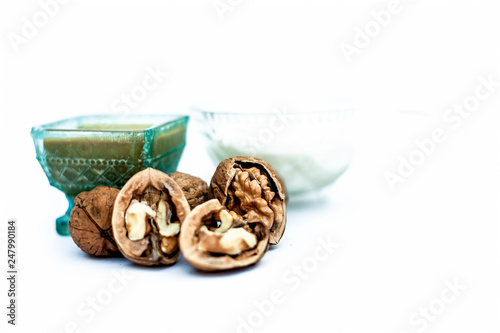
[31,114,189,235]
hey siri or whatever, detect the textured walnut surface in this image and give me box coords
[69,186,121,257]
[210,156,287,245]
[170,171,209,209]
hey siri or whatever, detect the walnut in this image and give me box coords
[112,168,191,266]
[170,171,209,209]
[68,186,121,257]
[124,200,155,240]
[179,199,269,271]
[210,157,287,245]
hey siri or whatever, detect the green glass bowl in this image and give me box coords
[31,114,189,235]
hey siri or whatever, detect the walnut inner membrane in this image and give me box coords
[124,187,180,259]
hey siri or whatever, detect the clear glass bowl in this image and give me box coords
[195,108,354,196]
[31,114,188,235]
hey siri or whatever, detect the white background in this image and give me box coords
[1,0,499,332]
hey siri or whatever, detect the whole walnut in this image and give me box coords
[69,186,121,257]
[170,171,209,210]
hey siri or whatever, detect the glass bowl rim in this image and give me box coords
[31,114,189,134]
[190,107,354,117]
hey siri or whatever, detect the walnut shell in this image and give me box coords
[112,168,191,266]
[179,199,269,271]
[69,186,121,257]
[170,171,209,209]
[210,156,287,245]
